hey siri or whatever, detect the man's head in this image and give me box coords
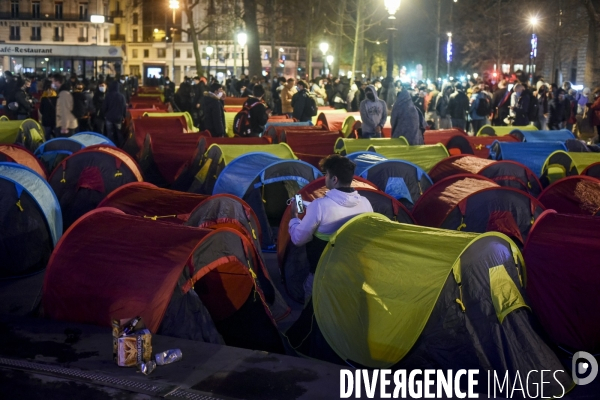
[557,88,566,101]
[514,83,525,95]
[319,155,355,190]
[253,84,265,98]
[562,81,572,91]
[74,82,84,92]
[278,77,286,85]
[296,80,308,91]
[98,81,107,93]
[365,86,376,101]
[21,78,31,90]
[210,83,223,97]
[52,73,65,90]
[286,78,295,88]
[373,80,382,90]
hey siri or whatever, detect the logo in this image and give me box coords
[572,351,598,386]
[108,47,118,56]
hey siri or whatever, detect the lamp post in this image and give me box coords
[237,32,247,77]
[326,55,334,77]
[319,42,329,77]
[383,0,401,107]
[446,32,452,78]
[206,46,213,79]
[168,0,179,82]
[529,16,539,85]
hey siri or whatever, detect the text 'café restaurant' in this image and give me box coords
[0,44,123,78]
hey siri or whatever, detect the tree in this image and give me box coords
[582,0,600,87]
[242,0,263,78]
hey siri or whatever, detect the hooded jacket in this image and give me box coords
[289,188,373,246]
[102,81,127,123]
[435,83,453,118]
[391,90,423,145]
[359,85,388,135]
[201,92,226,137]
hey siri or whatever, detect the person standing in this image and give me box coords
[39,80,57,140]
[13,78,33,120]
[291,80,314,123]
[391,89,423,145]
[469,86,490,135]
[447,83,470,130]
[201,83,226,137]
[536,84,549,130]
[492,80,511,126]
[53,74,78,136]
[102,81,127,145]
[281,78,296,117]
[512,84,530,127]
[238,85,269,137]
[92,81,107,135]
[435,83,454,129]
[589,88,600,142]
[359,85,388,138]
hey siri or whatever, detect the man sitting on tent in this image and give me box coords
[289,155,373,301]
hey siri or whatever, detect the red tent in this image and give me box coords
[523,211,600,353]
[282,131,341,168]
[537,176,600,216]
[424,129,468,150]
[264,125,326,143]
[128,116,187,150]
[0,144,47,179]
[582,161,600,179]
[445,135,519,158]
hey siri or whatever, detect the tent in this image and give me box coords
[212,152,321,249]
[43,208,285,353]
[171,136,271,192]
[143,111,197,132]
[413,175,545,243]
[523,211,600,353]
[277,179,414,303]
[358,159,433,209]
[510,128,575,142]
[315,112,352,132]
[189,143,296,195]
[0,163,62,278]
[367,144,449,172]
[284,213,573,398]
[334,137,408,155]
[0,119,44,152]
[0,144,47,179]
[71,131,115,147]
[97,182,209,223]
[477,124,537,136]
[423,129,468,150]
[264,125,325,144]
[429,155,542,197]
[282,131,341,168]
[346,151,388,175]
[489,141,567,177]
[582,161,600,179]
[123,116,187,156]
[444,135,519,158]
[48,145,144,229]
[34,137,85,174]
[540,150,600,186]
[537,176,600,216]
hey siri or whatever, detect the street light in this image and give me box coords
[529,16,539,85]
[383,0,401,107]
[168,0,179,82]
[446,32,452,78]
[206,46,213,79]
[237,31,247,76]
[319,42,329,76]
[326,54,334,76]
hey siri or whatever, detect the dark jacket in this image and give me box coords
[40,96,57,127]
[93,90,106,119]
[201,92,226,137]
[174,91,194,114]
[391,90,423,145]
[413,95,426,115]
[514,92,530,126]
[447,90,470,120]
[244,96,269,135]
[14,88,32,116]
[102,81,127,123]
[291,89,312,122]
[492,87,511,122]
[548,98,566,128]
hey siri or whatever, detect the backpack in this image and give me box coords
[476,94,492,117]
[71,91,87,119]
[233,100,262,136]
[307,93,318,117]
[528,93,539,122]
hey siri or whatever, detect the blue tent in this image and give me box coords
[34,137,85,174]
[510,129,575,143]
[213,152,321,249]
[71,132,116,147]
[358,159,433,210]
[490,141,568,177]
[346,151,388,176]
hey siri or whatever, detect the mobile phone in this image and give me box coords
[295,194,305,214]
[508,84,514,92]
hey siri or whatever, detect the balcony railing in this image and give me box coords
[110,10,123,18]
[30,36,42,41]
[0,12,113,23]
[110,34,125,41]
[9,35,21,41]
[53,36,64,42]
[78,36,88,42]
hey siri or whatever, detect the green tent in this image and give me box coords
[367,143,448,172]
[190,143,296,194]
[477,124,537,136]
[0,119,44,152]
[285,213,573,397]
[541,150,600,186]
[334,137,408,155]
[143,111,198,132]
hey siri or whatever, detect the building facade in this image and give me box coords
[0,0,123,77]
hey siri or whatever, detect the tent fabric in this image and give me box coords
[582,161,600,179]
[282,131,341,168]
[423,129,468,146]
[541,150,600,186]
[0,162,62,246]
[367,144,449,172]
[524,211,600,353]
[34,138,85,175]
[265,125,325,144]
[70,132,115,147]
[429,155,496,182]
[346,151,388,176]
[537,176,600,216]
[48,146,143,229]
[97,182,209,223]
[317,112,350,133]
[143,112,197,132]
[359,159,433,209]
[490,141,568,177]
[334,138,408,155]
[477,124,537,136]
[277,185,414,304]
[0,144,47,179]
[286,212,574,398]
[510,129,575,142]
[263,121,312,134]
[213,153,320,198]
[445,135,519,158]
[14,119,45,152]
[129,117,187,149]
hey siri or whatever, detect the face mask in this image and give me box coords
[366,92,375,101]
[99,86,106,93]
[165,81,170,84]
[120,80,125,84]
[216,92,224,99]
[51,82,59,90]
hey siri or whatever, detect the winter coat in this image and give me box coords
[244,96,269,135]
[40,95,57,127]
[360,85,388,136]
[56,85,78,130]
[281,85,296,114]
[548,98,567,128]
[291,89,312,122]
[202,92,226,137]
[469,92,488,121]
[513,92,530,126]
[391,90,423,145]
[102,81,127,124]
[435,83,453,117]
[590,97,600,126]
[93,90,106,119]
[14,88,32,116]
[447,90,470,120]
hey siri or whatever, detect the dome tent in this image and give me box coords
[0,144,47,179]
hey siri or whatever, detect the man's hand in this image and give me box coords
[376,125,382,135]
[290,202,299,219]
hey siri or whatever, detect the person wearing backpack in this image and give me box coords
[447,83,470,130]
[469,85,490,135]
[511,84,530,126]
[52,74,78,137]
[291,80,316,122]
[234,85,269,137]
[12,77,33,120]
[201,83,226,137]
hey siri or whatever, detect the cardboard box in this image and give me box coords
[116,329,152,367]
